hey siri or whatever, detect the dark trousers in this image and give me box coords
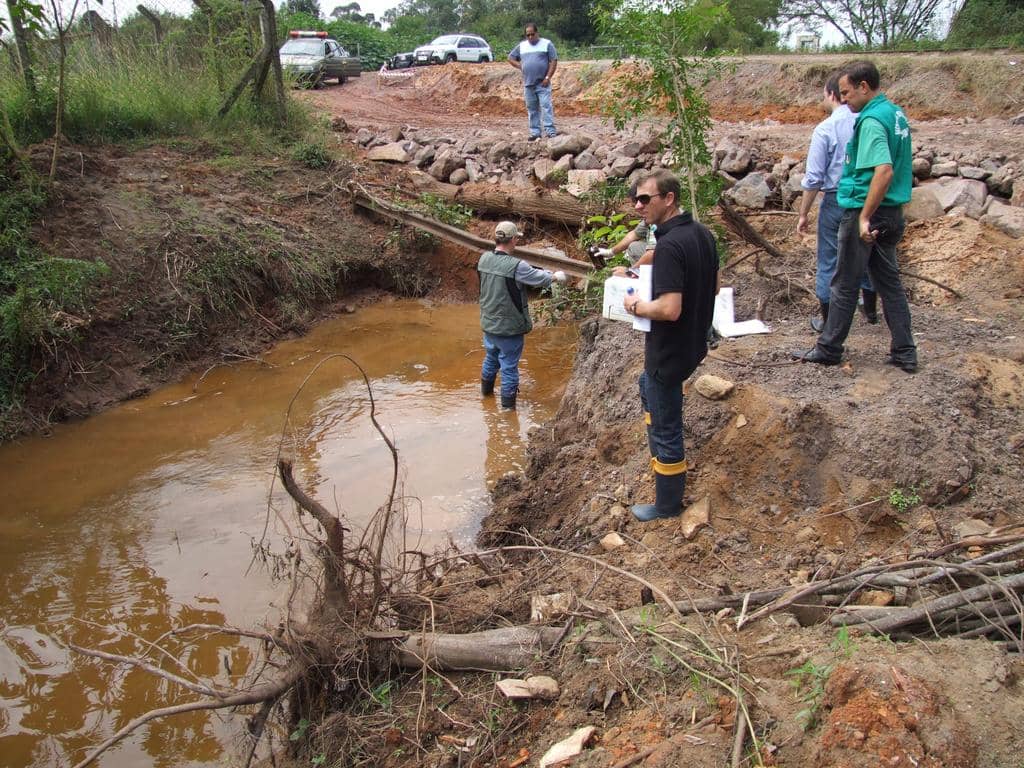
[816,191,872,302]
[639,371,684,466]
[815,206,916,365]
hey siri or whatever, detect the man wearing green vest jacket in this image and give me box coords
[792,60,918,374]
[478,221,565,409]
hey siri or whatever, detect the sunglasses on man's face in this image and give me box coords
[634,192,665,205]
[525,31,537,38]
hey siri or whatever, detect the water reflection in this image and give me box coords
[0,300,576,767]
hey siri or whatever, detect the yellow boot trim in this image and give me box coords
[644,411,652,426]
[651,457,688,476]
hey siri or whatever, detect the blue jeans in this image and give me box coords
[524,83,556,137]
[639,372,684,466]
[482,333,525,398]
[816,206,917,364]
[817,191,871,302]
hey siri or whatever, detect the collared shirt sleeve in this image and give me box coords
[514,260,553,287]
[546,41,558,60]
[801,123,832,191]
[855,118,892,169]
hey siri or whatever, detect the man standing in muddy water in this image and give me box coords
[478,221,565,410]
[621,170,718,521]
[792,60,918,373]
[508,23,558,140]
[797,72,878,333]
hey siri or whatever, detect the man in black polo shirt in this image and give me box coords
[622,169,718,521]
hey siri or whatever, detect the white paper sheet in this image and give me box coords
[712,286,771,338]
[602,265,651,332]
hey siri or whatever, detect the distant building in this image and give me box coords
[795,33,821,52]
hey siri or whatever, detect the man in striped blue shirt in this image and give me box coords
[508,23,558,140]
[797,73,877,333]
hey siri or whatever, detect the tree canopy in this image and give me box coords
[947,0,1024,47]
[779,0,947,48]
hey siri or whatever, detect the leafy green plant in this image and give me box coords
[580,178,631,208]
[830,625,856,658]
[785,658,833,730]
[484,704,509,733]
[413,192,473,228]
[290,717,312,741]
[370,680,396,710]
[578,212,641,250]
[291,141,331,169]
[888,486,921,514]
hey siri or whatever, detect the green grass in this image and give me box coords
[0,175,109,430]
[0,37,318,151]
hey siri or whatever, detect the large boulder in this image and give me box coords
[574,152,603,171]
[413,145,435,168]
[616,141,642,159]
[931,177,989,219]
[428,148,464,181]
[549,134,593,160]
[930,160,958,177]
[366,142,412,163]
[987,163,1017,197]
[486,142,514,164]
[981,202,1024,238]
[564,169,607,197]
[553,154,573,175]
[533,157,558,183]
[903,185,945,222]
[912,157,932,179]
[715,138,752,175]
[781,167,805,208]
[726,172,771,209]
[608,154,639,178]
[959,165,990,181]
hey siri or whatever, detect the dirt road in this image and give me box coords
[306,56,1024,160]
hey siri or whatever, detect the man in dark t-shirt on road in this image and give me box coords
[622,169,718,521]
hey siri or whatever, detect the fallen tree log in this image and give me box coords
[410,173,595,227]
[395,626,563,671]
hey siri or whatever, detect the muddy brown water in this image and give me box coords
[0,300,576,768]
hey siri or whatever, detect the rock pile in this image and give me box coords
[352,120,1024,238]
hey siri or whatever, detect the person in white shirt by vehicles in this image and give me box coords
[508,23,558,140]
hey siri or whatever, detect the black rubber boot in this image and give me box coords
[481,378,495,396]
[810,301,829,333]
[500,391,517,409]
[631,472,686,522]
[860,289,879,324]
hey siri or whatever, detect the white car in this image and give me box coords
[413,34,492,65]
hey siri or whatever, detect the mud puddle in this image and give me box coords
[0,299,576,768]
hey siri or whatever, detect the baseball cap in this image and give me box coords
[495,221,521,242]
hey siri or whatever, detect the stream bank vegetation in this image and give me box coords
[0,0,443,440]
